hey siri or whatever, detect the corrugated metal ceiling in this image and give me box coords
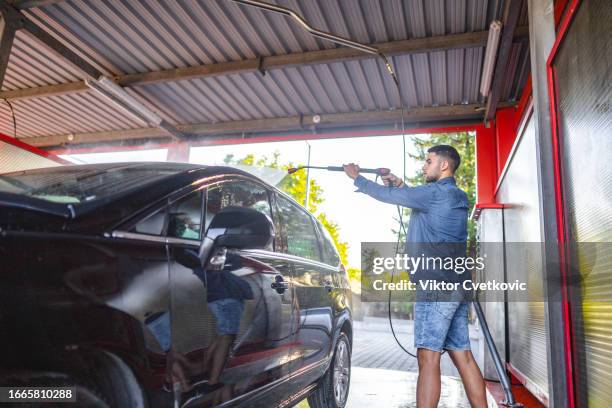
[0,0,530,144]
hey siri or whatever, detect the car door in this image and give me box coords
[167,178,296,407]
[107,201,179,406]
[274,193,334,385]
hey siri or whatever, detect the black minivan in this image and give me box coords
[0,163,352,408]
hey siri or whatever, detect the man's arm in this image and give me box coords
[353,175,432,211]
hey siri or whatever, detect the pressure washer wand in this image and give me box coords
[287,165,391,176]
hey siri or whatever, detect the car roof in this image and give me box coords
[0,161,317,234]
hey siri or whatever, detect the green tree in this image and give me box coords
[394,132,476,250]
[225,152,351,270]
[360,248,381,285]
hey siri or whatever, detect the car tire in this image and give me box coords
[78,351,147,408]
[307,332,351,408]
[31,351,147,408]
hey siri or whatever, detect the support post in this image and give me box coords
[527,0,572,406]
[166,142,190,163]
[495,107,518,176]
[304,141,311,209]
[475,126,498,204]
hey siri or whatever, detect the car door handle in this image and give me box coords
[271,275,289,294]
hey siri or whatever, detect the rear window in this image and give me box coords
[316,221,341,266]
[0,163,182,204]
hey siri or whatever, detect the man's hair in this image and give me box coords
[428,145,461,172]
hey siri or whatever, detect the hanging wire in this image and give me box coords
[385,58,445,358]
[383,56,419,358]
[231,0,419,358]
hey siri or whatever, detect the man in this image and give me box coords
[343,145,487,408]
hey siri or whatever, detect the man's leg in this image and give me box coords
[447,349,487,407]
[416,348,441,408]
[208,334,235,384]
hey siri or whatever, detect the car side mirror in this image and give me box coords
[205,206,275,250]
[173,247,202,270]
[173,207,274,271]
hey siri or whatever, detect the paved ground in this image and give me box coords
[346,367,473,408]
[352,316,484,377]
[296,316,492,408]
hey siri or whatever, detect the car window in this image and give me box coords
[0,163,183,204]
[132,207,168,235]
[316,221,341,267]
[204,180,272,231]
[167,190,204,240]
[276,194,321,262]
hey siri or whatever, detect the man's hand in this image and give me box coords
[382,173,404,187]
[343,163,360,180]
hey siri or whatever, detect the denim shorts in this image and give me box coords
[208,298,244,335]
[414,295,471,352]
[145,311,171,352]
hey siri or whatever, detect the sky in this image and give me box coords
[61,134,428,268]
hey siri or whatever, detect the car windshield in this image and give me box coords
[0,163,185,204]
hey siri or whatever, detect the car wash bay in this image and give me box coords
[0,0,609,407]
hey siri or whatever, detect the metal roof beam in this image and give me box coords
[0,1,186,140]
[0,1,102,79]
[23,103,515,148]
[0,26,529,101]
[0,4,19,87]
[484,0,523,122]
[9,0,64,9]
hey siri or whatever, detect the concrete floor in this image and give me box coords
[297,367,499,408]
[296,316,497,408]
[346,367,475,408]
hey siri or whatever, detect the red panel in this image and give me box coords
[554,0,570,28]
[488,75,532,193]
[485,380,546,408]
[0,132,70,165]
[495,107,518,176]
[507,363,549,406]
[471,203,505,221]
[475,203,504,209]
[546,1,582,407]
[475,126,497,205]
[515,75,533,125]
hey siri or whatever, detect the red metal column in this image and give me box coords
[475,126,498,204]
[494,107,518,176]
[166,141,191,163]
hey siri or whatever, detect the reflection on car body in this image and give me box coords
[0,163,353,408]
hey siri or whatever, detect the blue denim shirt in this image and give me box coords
[354,175,469,284]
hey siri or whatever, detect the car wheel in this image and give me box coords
[307,332,351,408]
[26,351,147,408]
[79,351,147,408]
